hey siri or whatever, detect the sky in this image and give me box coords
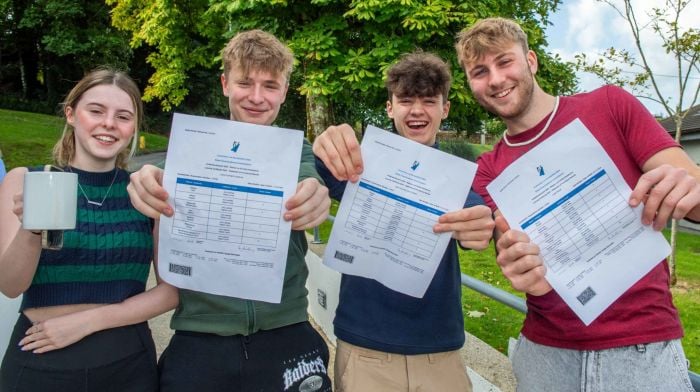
[544,0,700,117]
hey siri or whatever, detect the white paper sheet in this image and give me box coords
[487,119,671,325]
[158,113,302,303]
[323,125,477,297]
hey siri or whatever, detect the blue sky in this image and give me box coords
[544,0,699,117]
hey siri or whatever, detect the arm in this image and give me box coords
[0,168,43,298]
[19,221,179,353]
[629,147,700,230]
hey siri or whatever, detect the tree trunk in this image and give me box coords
[669,219,678,286]
[668,117,683,287]
[305,93,333,142]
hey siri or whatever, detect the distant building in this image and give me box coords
[659,104,700,164]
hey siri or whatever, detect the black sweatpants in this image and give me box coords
[0,313,158,392]
[158,321,332,392]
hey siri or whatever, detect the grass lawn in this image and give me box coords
[0,108,168,170]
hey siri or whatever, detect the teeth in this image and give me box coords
[407,121,428,129]
[494,89,511,98]
[95,135,116,142]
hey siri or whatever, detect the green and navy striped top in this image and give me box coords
[21,167,153,310]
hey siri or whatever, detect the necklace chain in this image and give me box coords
[502,96,560,147]
[67,167,119,207]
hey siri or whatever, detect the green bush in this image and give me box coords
[439,139,481,161]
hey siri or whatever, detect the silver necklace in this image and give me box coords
[67,167,119,207]
[502,96,560,147]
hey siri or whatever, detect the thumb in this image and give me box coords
[495,215,510,234]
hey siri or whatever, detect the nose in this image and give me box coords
[487,68,506,88]
[249,84,264,104]
[409,101,424,115]
[103,113,115,129]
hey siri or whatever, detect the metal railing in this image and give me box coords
[312,223,700,391]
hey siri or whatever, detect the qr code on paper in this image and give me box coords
[577,286,596,305]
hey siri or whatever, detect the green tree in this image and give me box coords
[1,0,135,105]
[108,0,577,139]
[576,0,699,285]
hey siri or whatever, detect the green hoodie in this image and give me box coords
[169,140,323,335]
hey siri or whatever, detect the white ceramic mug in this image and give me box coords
[22,171,78,230]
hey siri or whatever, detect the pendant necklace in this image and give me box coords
[67,167,119,207]
[502,96,560,147]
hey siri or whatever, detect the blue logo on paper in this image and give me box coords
[411,161,420,171]
[231,141,241,152]
[536,165,545,176]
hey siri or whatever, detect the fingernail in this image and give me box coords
[629,198,637,205]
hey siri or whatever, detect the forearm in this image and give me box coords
[84,282,178,334]
[0,229,42,298]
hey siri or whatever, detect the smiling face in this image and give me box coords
[66,84,136,171]
[387,94,450,146]
[221,67,288,126]
[464,43,538,123]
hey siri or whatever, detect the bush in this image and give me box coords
[439,139,481,161]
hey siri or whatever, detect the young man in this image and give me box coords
[126,30,332,392]
[456,17,699,391]
[313,52,495,392]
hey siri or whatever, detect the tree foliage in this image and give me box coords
[0,0,133,105]
[107,0,577,136]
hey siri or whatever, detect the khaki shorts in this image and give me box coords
[334,339,472,392]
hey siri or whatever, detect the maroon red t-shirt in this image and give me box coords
[474,85,683,350]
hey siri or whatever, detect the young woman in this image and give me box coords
[0,68,177,392]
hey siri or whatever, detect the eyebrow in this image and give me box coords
[85,102,134,116]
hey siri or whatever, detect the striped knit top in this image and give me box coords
[21,166,153,310]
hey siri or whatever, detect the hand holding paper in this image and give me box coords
[312,124,364,183]
[494,216,551,296]
[434,205,494,250]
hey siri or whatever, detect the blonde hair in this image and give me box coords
[221,29,294,82]
[53,68,142,169]
[455,17,529,69]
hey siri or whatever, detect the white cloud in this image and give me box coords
[546,0,700,116]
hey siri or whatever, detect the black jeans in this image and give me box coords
[158,321,332,392]
[0,313,158,392]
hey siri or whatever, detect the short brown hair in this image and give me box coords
[385,52,451,101]
[54,67,142,169]
[222,29,294,82]
[455,17,529,69]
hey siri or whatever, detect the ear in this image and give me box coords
[65,106,76,125]
[526,50,538,75]
[442,100,451,119]
[386,100,394,118]
[221,73,229,97]
[280,83,289,104]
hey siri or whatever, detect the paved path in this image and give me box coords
[128,151,166,172]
